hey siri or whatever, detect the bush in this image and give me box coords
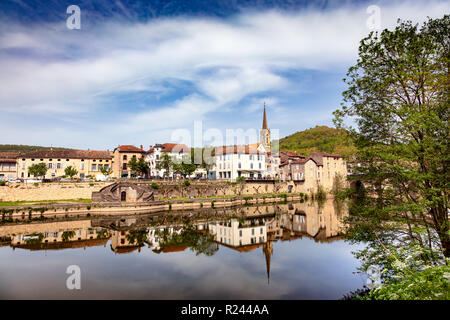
[236,176,245,182]
[182,180,190,187]
[0,181,6,186]
[151,182,159,189]
[33,183,39,187]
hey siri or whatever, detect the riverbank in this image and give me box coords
[0,192,312,219]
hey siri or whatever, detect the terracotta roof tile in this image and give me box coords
[20,149,112,160]
[116,145,146,153]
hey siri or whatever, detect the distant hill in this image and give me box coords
[277,125,356,158]
[0,145,72,153]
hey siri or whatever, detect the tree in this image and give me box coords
[64,165,78,179]
[28,163,47,179]
[128,157,149,177]
[334,16,449,259]
[156,153,173,178]
[173,155,196,178]
[100,165,112,177]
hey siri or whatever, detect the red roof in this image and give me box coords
[0,152,19,163]
[215,145,264,155]
[161,143,190,153]
[20,149,112,160]
[115,145,146,153]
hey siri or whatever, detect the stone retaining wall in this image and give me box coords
[0,180,318,202]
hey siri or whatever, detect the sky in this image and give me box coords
[0,0,448,150]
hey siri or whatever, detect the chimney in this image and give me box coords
[140,145,143,150]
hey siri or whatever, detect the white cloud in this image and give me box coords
[0,1,448,148]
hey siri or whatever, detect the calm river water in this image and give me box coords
[0,200,366,299]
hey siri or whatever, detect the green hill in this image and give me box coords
[277,125,356,158]
[0,145,72,153]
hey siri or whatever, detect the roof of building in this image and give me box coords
[215,145,265,155]
[262,102,268,130]
[308,152,342,166]
[0,152,20,163]
[115,145,146,153]
[161,143,190,153]
[19,149,112,160]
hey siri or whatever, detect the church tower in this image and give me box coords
[260,102,271,151]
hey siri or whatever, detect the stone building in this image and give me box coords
[16,149,112,180]
[309,152,347,192]
[0,152,19,181]
[112,145,147,178]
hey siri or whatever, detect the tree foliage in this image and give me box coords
[127,157,149,177]
[334,15,449,258]
[277,125,357,158]
[28,163,47,178]
[64,165,78,179]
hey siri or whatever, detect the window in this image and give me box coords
[122,163,127,170]
[238,163,241,169]
[250,163,253,169]
[92,164,97,171]
[80,163,84,170]
[260,228,263,234]
[123,155,127,161]
[252,229,255,235]
[57,163,61,169]
[21,163,25,169]
[47,163,53,169]
[259,163,261,169]
[239,230,242,237]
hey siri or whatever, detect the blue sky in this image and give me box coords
[0,0,448,150]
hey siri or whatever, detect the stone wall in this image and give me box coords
[0,182,109,201]
[0,180,322,202]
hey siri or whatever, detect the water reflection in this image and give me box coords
[0,200,362,299]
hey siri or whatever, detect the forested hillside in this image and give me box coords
[277,125,356,157]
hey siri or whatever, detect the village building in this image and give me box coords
[145,143,190,178]
[16,149,112,180]
[209,145,266,180]
[0,152,19,181]
[308,152,347,192]
[112,145,147,178]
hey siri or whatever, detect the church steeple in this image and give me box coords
[262,102,268,130]
[260,102,271,151]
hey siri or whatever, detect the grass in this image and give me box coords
[0,198,91,207]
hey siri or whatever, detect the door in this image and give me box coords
[121,191,126,201]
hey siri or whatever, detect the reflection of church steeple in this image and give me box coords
[262,241,273,284]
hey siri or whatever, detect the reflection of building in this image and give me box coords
[110,230,143,254]
[209,218,267,247]
[0,220,110,250]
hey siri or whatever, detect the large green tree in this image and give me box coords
[28,163,48,179]
[156,153,173,178]
[64,165,78,179]
[334,16,449,258]
[127,157,149,177]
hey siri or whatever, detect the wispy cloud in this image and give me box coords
[0,1,447,148]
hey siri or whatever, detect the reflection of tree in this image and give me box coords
[25,233,44,245]
[62,231,75,242]
[156,225,218,256]
[125,229,147,245]
[96,229,110,239]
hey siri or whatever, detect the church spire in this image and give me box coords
[262,102,268,130]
